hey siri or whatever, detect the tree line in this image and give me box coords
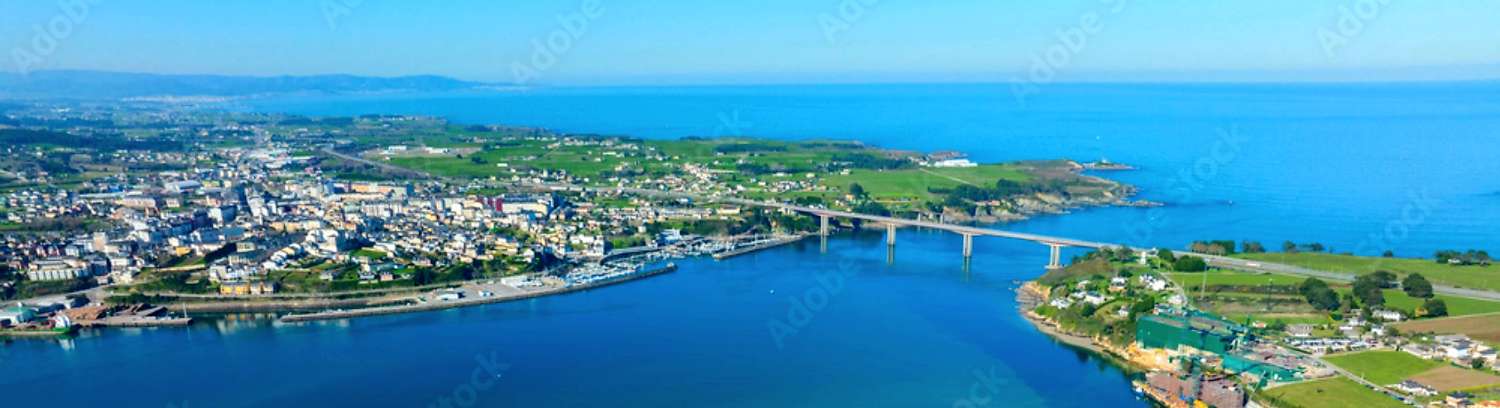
[1298,273,1445,318]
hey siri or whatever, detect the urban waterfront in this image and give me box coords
[3,232,1144,407]
[5,82,1500,407]
[246,82,1500,256]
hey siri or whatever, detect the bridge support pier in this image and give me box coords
[962,233,974,259]
[819,215,830,237]
[1046,243,1064,270]
[886,224,896,246]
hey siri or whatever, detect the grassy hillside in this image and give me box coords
[1237,252,1500,292]
[1036,257,1113,286]
[821,165,1028,201]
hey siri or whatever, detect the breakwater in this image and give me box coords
[279,263,677,323]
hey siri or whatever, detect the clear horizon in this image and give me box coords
[4,0,1500,86]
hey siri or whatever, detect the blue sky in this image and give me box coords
[2,0,1499,85]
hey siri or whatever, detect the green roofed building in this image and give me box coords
[1222,354,1299,382]
[1136,312,1246,355]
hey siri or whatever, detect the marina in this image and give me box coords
[277,263,678,323]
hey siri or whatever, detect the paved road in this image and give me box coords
[1199,253,1500,302]
[246,159,1500,305]
[563,185,1115,248]
[584,184,1500,303]
[320,148,432,178]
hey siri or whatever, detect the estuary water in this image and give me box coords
[5,83,1500,407]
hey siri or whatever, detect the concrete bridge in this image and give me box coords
[294,165,1500,302]
[316,150,1096,270]
[544,184,1116,271]
[720,196,1085,270]
[269,153,1500,301]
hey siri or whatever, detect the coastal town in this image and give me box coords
[8,101,1500,408]
[5,2,1496,406]
[0,101,1137,335]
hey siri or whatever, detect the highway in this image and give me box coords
[1199,253,1500,302]
[568,184,1500,303]
[307,153,1500,303]
[319,148,433,178]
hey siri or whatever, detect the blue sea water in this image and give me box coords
[244,82,1500,257]
[6,83,1500,407]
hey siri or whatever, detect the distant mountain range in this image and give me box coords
[0,70,498,99]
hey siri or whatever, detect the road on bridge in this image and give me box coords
[318,158,1500,304]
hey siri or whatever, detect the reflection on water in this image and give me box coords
[5,232,1149,407]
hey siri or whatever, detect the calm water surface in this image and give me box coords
[6,83,1499,407]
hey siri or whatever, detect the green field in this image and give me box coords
[351,248,388,260]
[386,138,881,182]
[1324,351,1444,385]
[1367,289,1500,317]
[1167,270,1309,288]
[822,165,1029,201]
[1220,313,1333,326]
[383,136,1044,206]
[1238,252,1500,292]
[1169,269,1500,318]
[1261,377,1405,408]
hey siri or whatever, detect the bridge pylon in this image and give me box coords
[1044,242,1065,270]
[962,233,974,259]
[886,223,896,246]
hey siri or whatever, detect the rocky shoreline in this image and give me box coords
[1014,282,1169,374]
[938,161,1161,224]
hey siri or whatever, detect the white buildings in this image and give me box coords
[1285,337,1371,354]
[1372,309,1404,322]
[26,257,93,281]
[1433,334,1497,366]
[1392,380,1437,397]
[501,194,555,215]
[305,229,351,256]
[165,180,203,194]
[1138,274,1169,291]
[927,159,977,168]
[1085,293,1108,306]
